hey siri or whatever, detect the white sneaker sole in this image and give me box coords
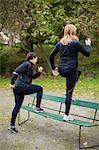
[63,118,70,121]
[63,116,74,121]
[33,109,44,113]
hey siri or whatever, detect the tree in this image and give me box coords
[0,0,98,68]
[0,0,98,44]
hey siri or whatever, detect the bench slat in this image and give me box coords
[72,100,99,110]
[42,94,99,110]
[21,105,98,127]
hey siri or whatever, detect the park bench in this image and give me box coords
[18,93,99,149]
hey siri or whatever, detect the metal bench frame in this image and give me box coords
[18,94,99,149]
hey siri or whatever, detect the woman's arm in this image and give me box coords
[31,66,43,79]
[50,42,60,70]
[76,38,91,57]
[31,70,41,79]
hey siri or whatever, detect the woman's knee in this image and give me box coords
[77,70,81,78]
[65,98,71,104]
[38,86,43,92]
[30,84,43,93]
[35,85,43,92]
[65,93,72,104]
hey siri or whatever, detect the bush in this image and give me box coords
[0,43,99,76]
[0,45,24,76]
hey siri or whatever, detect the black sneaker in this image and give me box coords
[34,106,44,113]
[8,127,18,134]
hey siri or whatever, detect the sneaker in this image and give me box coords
[68,114,74,120]
[33,106,44,113]
[63,114,74,121]
[8,127,18,134]
[72,98,76,102]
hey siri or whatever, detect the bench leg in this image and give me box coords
[18,109,30,126]
[93,109,97,122]
[27,96,36,107]
[59,102,63,114]
[17,97,35,126]
[31,96,35,106]
[79,125,82,149]
[79,126,99,149]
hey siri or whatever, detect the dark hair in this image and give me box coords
[25,52,37,61]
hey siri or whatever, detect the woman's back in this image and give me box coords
[57,41,78,74]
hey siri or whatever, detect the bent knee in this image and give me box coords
[37,86,43,92]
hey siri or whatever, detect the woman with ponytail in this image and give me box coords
[8,52,44,133]
[50,24,91,121]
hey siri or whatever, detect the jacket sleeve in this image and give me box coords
[10,62,28,85]
[76,41,91,57]
[31,70,41,79]
[50,42,60,70]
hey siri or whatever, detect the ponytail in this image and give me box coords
[25,52,37,61]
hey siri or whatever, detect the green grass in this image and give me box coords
[0,74,99,100]
[0,77,10,87]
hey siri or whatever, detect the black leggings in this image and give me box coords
[65,70,81,115]
[10,84,43,126]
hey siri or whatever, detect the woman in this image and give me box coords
[8,52,44,133]
[50,24,91,121]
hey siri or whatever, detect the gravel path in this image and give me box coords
[0,88,99,150]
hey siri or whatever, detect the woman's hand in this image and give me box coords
[85,38,91,46]
[38,66,43,73]
[10,84,15,89]
[52,68,59,76]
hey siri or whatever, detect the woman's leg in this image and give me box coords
[10,94,24,127]
[72,69,81,101]
[76,69,81,82]
[65,71,77,115]
[24,84,43,108]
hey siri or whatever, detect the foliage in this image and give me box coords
[20,0,99,67]
[0,45,24,75]
[0,0,98,44]
[20,0,99,44]
[0,0,24,33]
[0,43,98,75]
[0,0,98,74]
[0,44,52,75]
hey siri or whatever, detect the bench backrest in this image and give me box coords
[42,94,99,110]
[30,94,99,110]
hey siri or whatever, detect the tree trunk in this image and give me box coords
[37,44,51,71]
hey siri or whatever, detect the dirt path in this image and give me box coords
[0,88,99,150]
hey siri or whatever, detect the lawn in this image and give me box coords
[0,74,99,100]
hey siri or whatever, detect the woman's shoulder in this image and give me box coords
[56,41,62,46]
[59,39,79,46]
[58,41,69,47]
[69,40,81,46]
[72,40,80,44]
[21,60,29,65]
[55,40,80,47]
[21,61,31,67]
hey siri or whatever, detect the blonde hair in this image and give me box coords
[60,24,79,45]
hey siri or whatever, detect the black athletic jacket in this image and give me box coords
[11,61,41,86]
[50,41,91,75]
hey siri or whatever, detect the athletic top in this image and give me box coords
[50,40,91,75]
[11,61,40,86]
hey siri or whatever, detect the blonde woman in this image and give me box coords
[50,24,91,121]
